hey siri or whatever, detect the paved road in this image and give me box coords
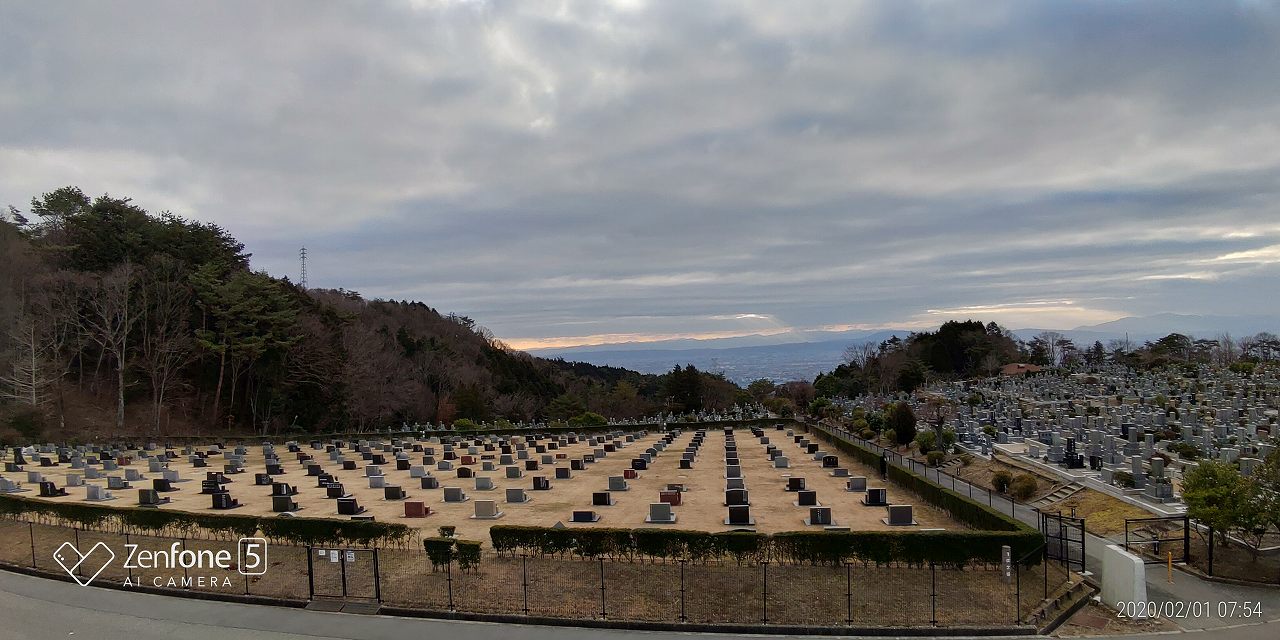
[2,569,1278,640]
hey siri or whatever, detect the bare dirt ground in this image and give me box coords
[1041,489,1152,537]
[948,453,1065,501]
[6,426,963,542]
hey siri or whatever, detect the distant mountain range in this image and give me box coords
[527,314,1276,385]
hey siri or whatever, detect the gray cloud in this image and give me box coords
[2,0,1279,347]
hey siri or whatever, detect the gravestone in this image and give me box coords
[138,488,168,506]
[795,490,818,506]
[443,486,468,503]
[471,500,504,520]
[608,476,629,491]
[805,506,833,526]
[85,485,113,501]
[646,502,677,524]
[272,495,299,512]
[337,497,365,515]
[884,504,916,526]
[725,505,754,526]
[211,492,240,509]
[572,510,600,523]
[863,487,888,506]
[506,487,530,503]
[592,491,614,506]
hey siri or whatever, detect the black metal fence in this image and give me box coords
[813,421,1031,522]
[0,517,1069,627]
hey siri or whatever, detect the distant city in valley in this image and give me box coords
[532,314,1279,384]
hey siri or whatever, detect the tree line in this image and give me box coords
[0,187,743,441]
[811,320,1280,400]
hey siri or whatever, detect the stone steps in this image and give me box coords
[1031,481,1085,509]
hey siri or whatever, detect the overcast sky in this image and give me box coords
[3,1,1279,350]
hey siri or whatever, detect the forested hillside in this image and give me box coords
[0,187,742,441]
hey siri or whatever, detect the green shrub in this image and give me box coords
[455,539,482,572]
[960,454,975,467]
[1009,474,1038,500]
[568,412,608,427]
[423,537,455,570]
[991,470,1013,493]
[1113,471,1135,488]
[926,451,946,467]
[914,430,937,454]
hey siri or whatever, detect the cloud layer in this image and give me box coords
[3,1,1279,349]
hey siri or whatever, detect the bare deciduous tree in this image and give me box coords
[82,262,139,431]
[139,257,195,434]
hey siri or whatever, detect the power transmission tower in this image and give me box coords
[299,247,308,289]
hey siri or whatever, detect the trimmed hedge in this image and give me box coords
[809,422,1037,534]
[0,493,415,547]
[490,524,1037,568]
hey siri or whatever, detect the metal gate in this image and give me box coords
[307,546,381,602]
[1040,510,1086,573]
[1124,515,1190,565]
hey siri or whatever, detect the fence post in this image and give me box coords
[73,528,82,577]
[521,553,529,615]
[845,562,852,625]
[1015,559,1021,623]
[124,533,133,583]
[28,521,36,568]
[181,537,189,588]
[1043,544,1049,599]
[598,557,606,619]
[761,561,768,624]
[373,548,382,603]
[1207,528,1214,576]
[930,561,937,626]
[1182,516,1190,565]
[339,548,348,598]
[306,545,314,600]
[446,560,454,610]
[679,559,687,622]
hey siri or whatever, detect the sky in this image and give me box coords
[2,1,1279,351]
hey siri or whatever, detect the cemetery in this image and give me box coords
[0,424,961,541]
[0,419,1070,628]
[837,365,1278,522]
